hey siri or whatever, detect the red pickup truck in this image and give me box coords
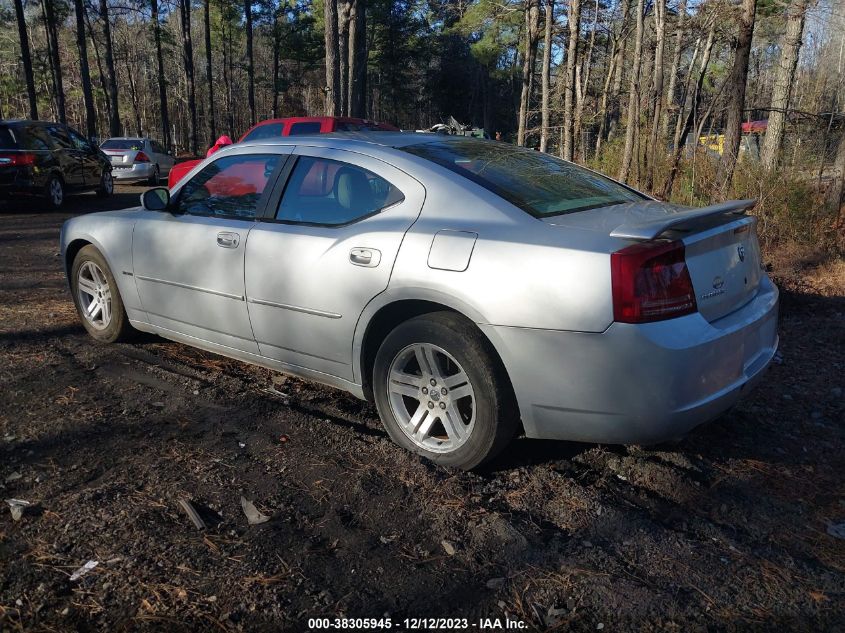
[167,116,399,189]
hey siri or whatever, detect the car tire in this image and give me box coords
[96,169,114,197]
[44,175,64,209]
[70,245,133,343]
[373,311,518,470]
[148,165,160,186]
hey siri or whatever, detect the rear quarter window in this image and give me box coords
[0,126,18,149]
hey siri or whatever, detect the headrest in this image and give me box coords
[335,167,374,211]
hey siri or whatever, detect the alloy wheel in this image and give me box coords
[387,343,476,453]
[76,261,112,331]
[49,179,63,207]
[102,170,114,194]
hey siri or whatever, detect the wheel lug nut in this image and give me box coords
[422,387,428,394]
[441,387,447,395]
[430,378,436,386]
[427,402,434,409]
[439,402,446,409]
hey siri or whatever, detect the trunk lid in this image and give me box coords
[102,149,138,166]
[543,198,763,322]
[681,215,763,322]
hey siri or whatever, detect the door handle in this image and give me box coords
[350,247,381,267]
[216,231,240,248]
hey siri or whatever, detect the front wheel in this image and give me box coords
[373,312,518,470]
[70,245,133,343]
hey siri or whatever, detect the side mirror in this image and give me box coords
[141,187,170,211]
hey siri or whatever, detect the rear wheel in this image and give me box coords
[96,169,113,197]
[44,175,64,209]
[148,164,160,186]
[373,312,518,470]
[70,245,133,343]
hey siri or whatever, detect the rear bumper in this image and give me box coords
[482,275,779,444]
[112,164,154,181]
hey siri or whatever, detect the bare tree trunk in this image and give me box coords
[272,8,282,118]
[645,0,666,190]
[562,0,581,160]
[13,0,38,119]
[661,0,686,145]
[662,13,717,199]
[325,0,341,115]
[121,42,143,136]
[73,0,96,137]
[85,10,111,131]
[244,0,256,126]
[42,0,66,124]
[222,20,235,135]
[540,0,553,152]
[606,0,630,144]
[718,0,757,192]
[672,35,700,151]
[830,125,845,226]
[338,0,351,115]
[204,0,216,145]
[760,0,809,170]
[151,0,170,148]
[179,0,198,155]
[100,0,120,136]
[348,0,367,117]
[594,44,616,157]
[517,0,540,147]
[618,0,644,182]
[574,0,598,159]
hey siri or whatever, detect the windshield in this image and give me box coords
[101,139,144,151]
[402,139,645,216]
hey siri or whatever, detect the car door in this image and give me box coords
[44,125,84,187]
[245,147,425,380]
[132,148,291,354]
[66,126,101,186]
[151,140,175,175]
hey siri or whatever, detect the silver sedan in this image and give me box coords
[60,133,779,469]
[100,137,175,185]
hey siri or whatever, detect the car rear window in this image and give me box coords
[101,139,144,150]
[0,126,18,149]
[242,123,284,141]
[402,139,645,217]
[288,122,322,135]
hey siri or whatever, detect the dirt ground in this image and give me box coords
[0,186,843,632]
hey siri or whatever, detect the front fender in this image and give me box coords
[61,210,146,317]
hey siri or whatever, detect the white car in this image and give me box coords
[100,137,175,185]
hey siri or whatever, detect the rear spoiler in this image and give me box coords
[610,199,756,240]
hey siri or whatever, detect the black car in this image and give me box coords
[0,120,113,208]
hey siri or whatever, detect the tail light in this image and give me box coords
[611,240,697,323]
[0,152,37,167]
[134,151,150,163]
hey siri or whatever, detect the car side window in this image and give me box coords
[288,122,322,135]
[243,123,283,141]
[151,141,165,154]
[67,128,90,151]
[23,126,52,151]
[46,126,72,149]
[276,156,405,226]
[176,154,282,219]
